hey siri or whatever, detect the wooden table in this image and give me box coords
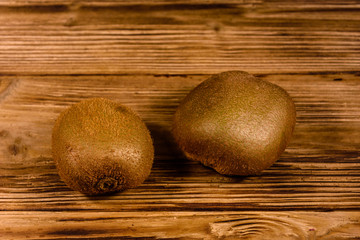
[1,1,360,239]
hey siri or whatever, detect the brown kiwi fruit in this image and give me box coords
[52,98,154,195]
[172,71,296,176]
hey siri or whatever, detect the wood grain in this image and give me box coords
[0,1,359,75]
[1,0,360,239]
[0,73,360,239]
[1,211,359,239]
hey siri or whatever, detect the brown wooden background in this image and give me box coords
[1,0,360,239]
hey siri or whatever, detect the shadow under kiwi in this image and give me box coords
[146,122,248,183]
[145,122,193,178]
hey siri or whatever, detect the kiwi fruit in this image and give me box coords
[52,98,154,195]
[172,71,296,176]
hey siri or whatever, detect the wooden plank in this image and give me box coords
[0,0,262,7]
[0,2,359,75]
[1,211,359,239]
[0,73,359,215]
[0,0,358,7]
[0,2,359,239]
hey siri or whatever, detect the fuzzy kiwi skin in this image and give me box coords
[172,71,296,176]
[52,98,154,195]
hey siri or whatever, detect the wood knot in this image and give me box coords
[209,214,312,239]
[8,137,28,158]
[0,130,9,138]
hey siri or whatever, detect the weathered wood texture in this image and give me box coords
[1,73,360,239]
[0,0,359,74]
[1,0,360,239]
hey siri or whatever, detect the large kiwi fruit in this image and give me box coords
[172,71,296,176]
[52,98,154,195]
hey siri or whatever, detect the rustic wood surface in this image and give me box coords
[1,1,360,239]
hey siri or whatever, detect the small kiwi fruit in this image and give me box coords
[172,71,296,176]
[52,98,154,195]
